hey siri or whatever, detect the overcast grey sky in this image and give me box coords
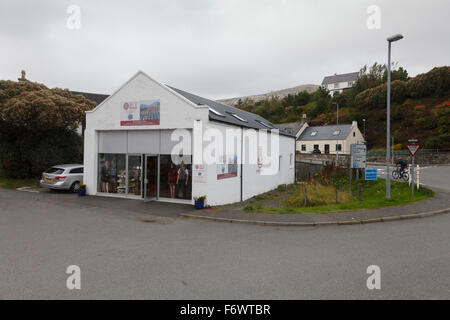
[1,0,448,99]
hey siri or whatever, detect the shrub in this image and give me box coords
[0,80,95,178]
[408,66,450,98]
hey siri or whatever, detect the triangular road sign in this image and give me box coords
[406,144,421,156]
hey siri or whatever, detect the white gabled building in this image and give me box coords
[83,71,295,206]
[296,121,364,155]
[321,72,359,96]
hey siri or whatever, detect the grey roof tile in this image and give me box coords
[299,124,353,141]
[321,72,359,85]
[276,121,306,135]
[70,91,109,105]
[168,86,294,137]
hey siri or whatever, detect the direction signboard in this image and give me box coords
[350,144,366,169]
[365,168,378,181]
[406,144,421,156]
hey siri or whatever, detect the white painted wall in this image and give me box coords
[242,133,295,201]
[192,121,242,206]
[84,71,296,205]
[84,71,209,196]
[324,80,355,96]
[192,121,295,206]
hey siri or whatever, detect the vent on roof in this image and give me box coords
[332,130,341,135]
[310,131,318,136]
[229,113,248,122]
[209,107,225,117]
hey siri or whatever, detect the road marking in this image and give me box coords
[16,187,39,193]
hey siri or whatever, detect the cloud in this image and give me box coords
[0,0,449,99]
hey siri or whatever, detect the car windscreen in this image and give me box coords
[45,167,65,175]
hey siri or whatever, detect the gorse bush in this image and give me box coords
[354,67,449,110]
[0,80,96,178]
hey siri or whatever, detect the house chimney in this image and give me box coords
[352,120,357,127]
[302,114,307,119]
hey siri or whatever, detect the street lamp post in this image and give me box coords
[386,34,403,199]
[332,102,339,165]
[332,102,339,125]
[363,119,366,139]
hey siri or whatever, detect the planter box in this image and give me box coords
[77,188,86,196]
[194,201,205,210]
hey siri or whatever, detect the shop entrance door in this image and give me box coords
[144,155,158,201]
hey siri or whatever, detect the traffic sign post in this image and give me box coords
[406,141,420,196]
[365,168,378,181]
[350,144,366,181]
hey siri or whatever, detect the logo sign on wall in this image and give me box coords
[193,164,207,183]
[217,154,238,180]
[120,100,160,126]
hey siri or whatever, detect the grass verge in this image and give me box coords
[0,171,40,190]
[243,178,434,214]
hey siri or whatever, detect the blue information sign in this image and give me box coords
[365,168,378,181]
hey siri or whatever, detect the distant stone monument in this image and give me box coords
[18,70,27,81]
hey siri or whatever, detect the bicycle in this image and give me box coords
[392,166,409,182]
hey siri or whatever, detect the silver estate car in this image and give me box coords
[40,164,84,192]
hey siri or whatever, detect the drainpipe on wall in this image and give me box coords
[240,127,243,202]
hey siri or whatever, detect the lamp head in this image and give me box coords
[387,34,403,42]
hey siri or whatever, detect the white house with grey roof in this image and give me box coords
[297,121,364,155]
[83,71,295,206]
[321,72,359,96]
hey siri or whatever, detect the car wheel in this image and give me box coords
[70,181,81,193]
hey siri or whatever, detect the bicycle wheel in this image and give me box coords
[392,170,399,180]
[402,172,409,182]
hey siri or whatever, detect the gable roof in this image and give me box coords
[276,121,306,136]
[321,72,359,86]
[81,70,294,138]
[168,86,294,137]
[70,91,109,105]
[298,124,353,141]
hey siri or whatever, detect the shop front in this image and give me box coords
[96,130,192,203]
[83,71,295,206]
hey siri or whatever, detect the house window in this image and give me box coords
[336,144,342,152]
[314,144,319,151]
[310,131,317,136]
[348,81,353,86]
[209,107,225,117]
[290,153,294,167]
[353,132,356,137]
[334,83,340,89]
[324,144,330,154]
[301,144,306,152]
[228,113,248,122]
[279,155,282,171]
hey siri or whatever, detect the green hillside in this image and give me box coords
[235,65,450,150]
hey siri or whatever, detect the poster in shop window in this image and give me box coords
[217,154,238,180]
[120,100,160,126]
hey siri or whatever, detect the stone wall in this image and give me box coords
[367,152,450,165]
[296,151,450,166]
